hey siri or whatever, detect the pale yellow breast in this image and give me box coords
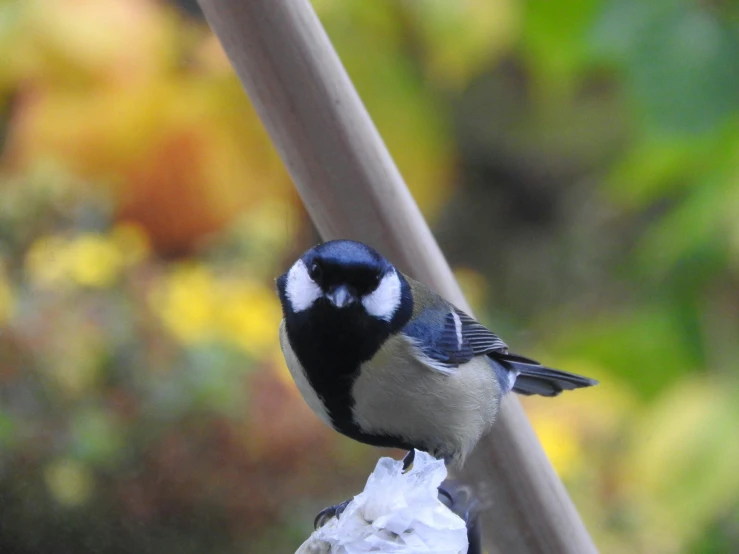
[351,333,500,465]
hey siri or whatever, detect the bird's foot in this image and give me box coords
[314,498,352,529]
[312,451,413,531]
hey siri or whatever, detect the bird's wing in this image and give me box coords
[401,305,509,374]
[448,311,598,395]
[399,278,597,394]
[454,309,508,355]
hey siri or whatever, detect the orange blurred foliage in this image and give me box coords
[2,0,296,255]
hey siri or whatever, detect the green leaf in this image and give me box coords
[592,0,739,134]
[550,306,698,398]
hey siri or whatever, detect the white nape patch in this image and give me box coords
[451,311,463,349]
[402,335,456,375]
[362,270,401,322]
[285,259,322,312]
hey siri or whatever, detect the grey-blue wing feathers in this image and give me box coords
[494,355,598,396]
[401,304,598,396]
[402,309,475,373]
[455,310,507,353]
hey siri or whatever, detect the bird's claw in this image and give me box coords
[314,498,352,529]
[313,451,413,530]
[402,449,415,472]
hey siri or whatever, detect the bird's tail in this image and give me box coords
[496,353,598,397]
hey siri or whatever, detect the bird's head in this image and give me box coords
[277,240,406,323]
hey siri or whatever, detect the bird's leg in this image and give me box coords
[314,498,352,529]
[439,480,481,554]
[402,449,415,471]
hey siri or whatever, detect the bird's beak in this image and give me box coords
[326,284,356,308]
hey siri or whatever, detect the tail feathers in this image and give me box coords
[495,354,598,397]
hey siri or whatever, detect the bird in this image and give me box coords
[276,240,597,468]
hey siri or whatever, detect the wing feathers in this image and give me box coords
[401,300,597,398]
[455,310,508,353]
[402,310,475,373]
[494,354,599,396]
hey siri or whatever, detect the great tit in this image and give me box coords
[276,240,597,467]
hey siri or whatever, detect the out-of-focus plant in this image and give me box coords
[1,0,739,553]
[0,174,369,553]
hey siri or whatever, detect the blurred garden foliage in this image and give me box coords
[1,0,739,552]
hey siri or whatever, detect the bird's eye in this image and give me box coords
[370,272,381,289]
[309,261,323,282]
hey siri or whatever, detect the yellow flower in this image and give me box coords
[25,232,126,289]
[151,264,284,355]
[216,279,282,357]
[44,459,94,507]
[151,264,217,343]
[65,233,125,287]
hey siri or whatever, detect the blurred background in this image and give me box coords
[1,0,738,552]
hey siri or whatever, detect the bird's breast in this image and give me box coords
[350,334,501,465]
[279,313,392,430]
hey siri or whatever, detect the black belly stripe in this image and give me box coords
[285,302,389,427]
[279,272,414,449]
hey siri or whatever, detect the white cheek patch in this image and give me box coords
[285,259,322,312]
[362,270,401,322]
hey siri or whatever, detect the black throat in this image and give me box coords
[278,273,412,432]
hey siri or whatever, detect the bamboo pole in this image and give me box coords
[196,1,597,552]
